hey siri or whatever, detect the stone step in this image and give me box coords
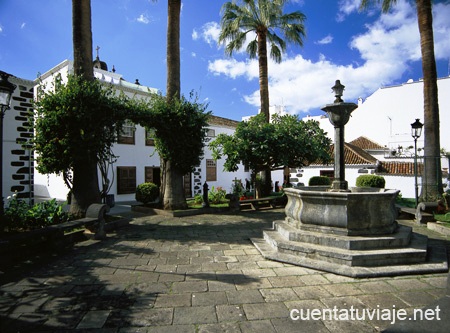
[263,228,428,267]
[251,237,448,278]
[273,220,412,250]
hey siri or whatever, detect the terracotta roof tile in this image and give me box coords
[378,161,423,176]
[310,142,378,166]
[349,136,385,150]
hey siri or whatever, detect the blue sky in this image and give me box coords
[1,0,449,121]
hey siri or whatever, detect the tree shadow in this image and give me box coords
[0,209,284,331]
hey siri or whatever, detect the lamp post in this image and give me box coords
[321,80,358,191]
[0,71,17,217]
[411,118,423,207]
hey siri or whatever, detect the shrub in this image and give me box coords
[208,186,227,204]
[356,175,385,188]
[308,176,331,186]
[4,195,70,231]
[136,182,159,204]
[193,194,203,205]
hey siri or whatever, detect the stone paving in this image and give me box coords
[0,208,449,332]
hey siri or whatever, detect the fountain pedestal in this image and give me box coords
[251,81,447,277]
[252,188,448,278]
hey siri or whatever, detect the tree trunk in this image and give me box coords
[71,0,99,216]
[257,30,270,123]
[162,159,187,210]
[72,0,93,80]
[166,0,181,101]
[70,158,101,218]
[162,0,186,209]
[257,30,272,196]
[416,0,442,202]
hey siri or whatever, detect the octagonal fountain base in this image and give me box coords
[252,188,448,278]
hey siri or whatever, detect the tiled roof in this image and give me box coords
[378,161,423,176]
[208,115,239,128]
[344,142,379,165]
[308,135,424,176]
[349,136,385,150]
[310,142,378,166]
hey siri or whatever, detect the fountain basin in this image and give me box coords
[284,187,400,236]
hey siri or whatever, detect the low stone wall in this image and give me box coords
[0,204,129,270]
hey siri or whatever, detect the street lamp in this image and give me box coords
[331,79,345,103]
[0,71,17,217]
[411,118,423,207]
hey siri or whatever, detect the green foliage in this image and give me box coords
[135,182,159,204]
[33,74,130,186]
[208,186,227,204]
[231,180,244,197]
[210,113,331,173]
[308,176,331,186]
[4,195,70,231]
[193,194,203,205]
[356,174,386,188]
[135,92,211,175]
[219,0,306,62]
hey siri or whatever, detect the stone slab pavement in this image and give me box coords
[0,208,449,332]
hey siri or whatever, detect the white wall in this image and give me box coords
[2,76,35,205]
[33,60,251,202]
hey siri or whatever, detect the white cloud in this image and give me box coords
[207,1,450,115]
[137,13,150,24]
[432,2,450,59]
[193,21,221,47]
[316,35,333,45]
[336,0,361,22]
[208,58,258,80]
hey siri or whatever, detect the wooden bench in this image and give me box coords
[239,197,279,211]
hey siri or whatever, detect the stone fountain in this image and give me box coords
[252,80,448,277]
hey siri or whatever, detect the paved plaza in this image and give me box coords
[0,208,449,332]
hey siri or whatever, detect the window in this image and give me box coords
[320,170,334,180]
[206,129,215,137]
[118,120,135,144]
[145,128,156,146]
[206,159,217,181]
[117,166,136,194]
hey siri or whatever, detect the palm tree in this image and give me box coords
[72,0,94,80]
[219,0,306,196]
[160,0,187,210]
[70,0,101,217]
[360,0,442,202]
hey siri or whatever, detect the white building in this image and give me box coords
[299,76,450,197]
[26,58,250,204]
[1,74,35,204]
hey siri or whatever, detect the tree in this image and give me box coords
[359,0,442,201]
[219,0,306,196]
[134,93,210,210]
[33,75,130,211]
[70,0,98,217]
[160,0,186,210]
[209,113,331,197]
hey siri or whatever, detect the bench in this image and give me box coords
[239,197,281,211]
[400,202,437,224]
[415,202,437,224]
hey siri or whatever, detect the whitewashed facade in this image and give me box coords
[2,75,35,204]
[32,59,250,203]
[299,76,450,197]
